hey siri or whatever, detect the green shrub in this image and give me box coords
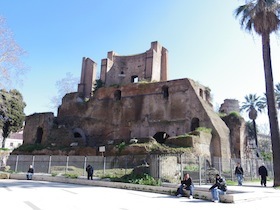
[228,111,241,118]
[0,148,10,151]
[116,142,126,154]
[184,164,199,171]
[15,144,46,152]
[110,173,161,186]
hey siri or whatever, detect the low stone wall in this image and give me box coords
[9,173,234,203]
[0,172,10,179]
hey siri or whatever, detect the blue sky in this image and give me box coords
[1,0,280,127]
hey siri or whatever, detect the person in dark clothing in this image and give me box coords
[26,165,34,180]
[175,173,194,199]
[258,164,268,187]
[86,164,94,180]
[234,162,244,186]
[209,174,227,203]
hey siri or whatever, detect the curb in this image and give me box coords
[8,173,277,203]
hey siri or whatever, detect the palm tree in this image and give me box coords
[275,83,280,109]
[235,0,280,187]
[241,94,265,155]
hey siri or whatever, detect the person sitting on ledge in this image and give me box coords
[175,173,194,199]
[26,165,34,180]
[209,174,227,203]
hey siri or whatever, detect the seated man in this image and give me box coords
[175,173,194,199]
[26,165,34,180]
[209,174,227,203]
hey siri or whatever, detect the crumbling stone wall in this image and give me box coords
[22,41,237,167]
[23,112,54,145]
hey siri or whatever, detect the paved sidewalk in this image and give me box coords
[0,179,279,210]
[7,173,280,203]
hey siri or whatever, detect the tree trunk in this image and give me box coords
[1,137,6,148]
[252,119,259,157]
[262,33,280,187]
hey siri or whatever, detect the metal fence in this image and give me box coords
[4,154,274,185]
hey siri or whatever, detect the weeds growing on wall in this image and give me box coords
[109,173,161,186]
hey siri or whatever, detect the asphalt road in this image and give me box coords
[0,179,279,210]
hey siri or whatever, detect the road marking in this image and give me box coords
[62,189,78,194]
[3,186,12,191]
[24,201,41,210]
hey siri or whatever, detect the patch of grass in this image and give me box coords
[95,168,161,186]
[195,127,212,133]
[225,180,236,186]
[114,173,161,186]
[95,168,133,179]
[184,164,199,171]
[63,173,78,179]
[50,166,84,176]
[132,141,191,154]
[0,148,10,151]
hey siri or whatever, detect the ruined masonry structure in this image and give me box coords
[23,41,245,162]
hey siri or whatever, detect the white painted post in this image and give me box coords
[32,155,35,168]
[198,156,202,185]
[48,155,52,174]
[66,156,69,173]
[83,156,87,176]
[15,155,19,172]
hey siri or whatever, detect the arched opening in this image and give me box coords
[162,85,169,99]
[199,89,203,98]
[131,75,139,83]
[72,128,87,145]
[74,132,82,138]
[114,90,121,100]
[191,118,200,131]
[35,127,43,144]
[153,132,170,144]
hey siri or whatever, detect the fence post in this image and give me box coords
[103,156,106,176]
[158,155,161,180]
[218,157,222,175]
[48,155,52,174]
[32,155,35,168]
[65,156,69,173]
[230,158,233,181]
[83,156,87,176]
[204,158,207,184]
[125,156,127,175]
[180,154,183,180]
[15,155,19,172]
[250,159,253,180]
[270,159,274,179]
[198,156,202,185]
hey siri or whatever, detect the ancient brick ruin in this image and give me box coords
[23,41,246,162]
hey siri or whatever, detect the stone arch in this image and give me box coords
[72,128,87,145]
[153,132,170,144]
[191,117,200,131]
[35,127,43,144]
